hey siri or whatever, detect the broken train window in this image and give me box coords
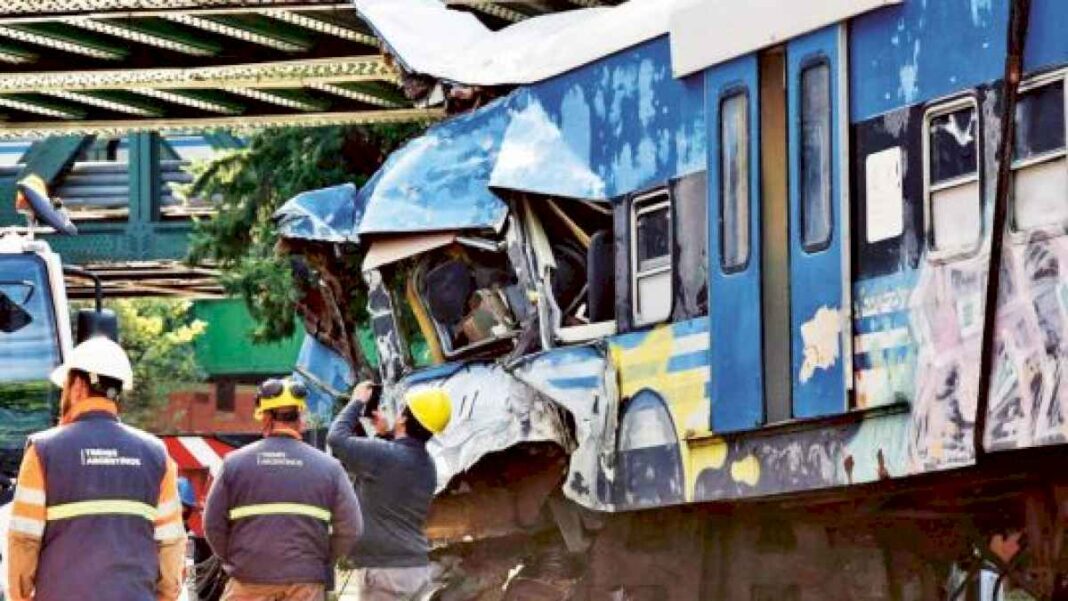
[1012,75,1068,231]
[411,239,522,359]
[925,98,981,256]
[631,190,672,327]
[520,196,617,341]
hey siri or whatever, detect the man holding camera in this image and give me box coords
[327,383,451,601]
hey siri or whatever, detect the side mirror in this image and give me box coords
[75,308,119,344]
[0,290,33,333]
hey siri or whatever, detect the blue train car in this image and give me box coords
[281,0,1068,595]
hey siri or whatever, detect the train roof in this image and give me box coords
[354,0,680,86]
[357,0,902,86]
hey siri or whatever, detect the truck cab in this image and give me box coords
[0,230,73,477]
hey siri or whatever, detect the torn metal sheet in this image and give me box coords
[273,183,362,243]
[292,334,354,425]
[511,345,618,511]
[489,93,608,201]
[353,0,678,87]
[362,232,457,272]
[356,97,511,235]
[390,363,568,492]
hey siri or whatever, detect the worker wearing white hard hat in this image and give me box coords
[6,335,187,601]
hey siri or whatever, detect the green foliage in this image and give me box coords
[78,299,206,429]
[184,124,423,344]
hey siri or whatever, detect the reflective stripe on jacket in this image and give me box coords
[203,430,363,585]
[15,398,183,601]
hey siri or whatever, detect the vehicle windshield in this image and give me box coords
[0,254,60,470]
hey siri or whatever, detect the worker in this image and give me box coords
[5,336,186,601]
[327,383,452,600]
[203,377,362,601]
[178,476,198,525]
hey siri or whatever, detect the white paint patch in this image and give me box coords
[799,306,842,383]
[854,327,911,354]
[898,40,921,104]
[865,147,904,243]
[970,0,992,26]
[674,332,710,355]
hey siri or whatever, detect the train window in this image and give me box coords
[720,92,750,270]
[800,60,832,250]
[925,100,981,256]
[1012,77,1068,231]
[631,190,672,326]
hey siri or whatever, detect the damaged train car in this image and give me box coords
[277,0,1068,597]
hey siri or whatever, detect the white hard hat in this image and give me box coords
[50,336,134,391]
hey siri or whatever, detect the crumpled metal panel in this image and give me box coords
[353,0,678,87]
[356,99,511,235]
[390,363,568,492]
[510,345,618,511]
[291,334,354,427]
[273,183,362,243]
[489,92,608,201]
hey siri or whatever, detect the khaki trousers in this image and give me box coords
[220,578,326,601]
[354,566,433,601]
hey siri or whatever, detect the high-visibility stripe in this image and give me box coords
[9,516,45,537]
[46,500,157,522]
[14,486,45,506]
[154,521,186,541]
[156,497,181,518]
[229,503,331,522]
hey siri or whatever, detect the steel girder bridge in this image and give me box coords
[0,0,616,297]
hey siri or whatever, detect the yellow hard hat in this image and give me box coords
[405,388,451,435]
[254,378,308,421]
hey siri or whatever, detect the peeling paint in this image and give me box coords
[799,306,843,383]
[729,454,761,487]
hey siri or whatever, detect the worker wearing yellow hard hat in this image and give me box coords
[6,336,187,601]
[327,383,452,600]
[203,378,363,601]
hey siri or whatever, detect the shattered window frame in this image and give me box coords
[1010,71,1068,234]
[922,95,983,260]
[630,189,673,327]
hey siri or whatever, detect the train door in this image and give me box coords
[786,25,848,418]
[708,55,764,432]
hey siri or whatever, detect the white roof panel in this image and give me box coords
[669,0,901,77]
[354,0,680,86]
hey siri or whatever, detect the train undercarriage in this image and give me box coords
[423,445,1068,601]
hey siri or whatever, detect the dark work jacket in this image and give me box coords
[32,411,168,601]
[203,431,363,585]
[326,401,437,568]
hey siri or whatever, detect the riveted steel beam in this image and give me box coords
[0,56,397,94]
[0,24,125,59]
[308,83,403,108]
[0,95,85,119]
[258,9,378,47]
[62,17,219,56]
[41,90,163,117]
[0,107,443,139]
[128,89,242,115]
[221,87,326,112]
[0,1,345,17]
[160,13,309,52]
